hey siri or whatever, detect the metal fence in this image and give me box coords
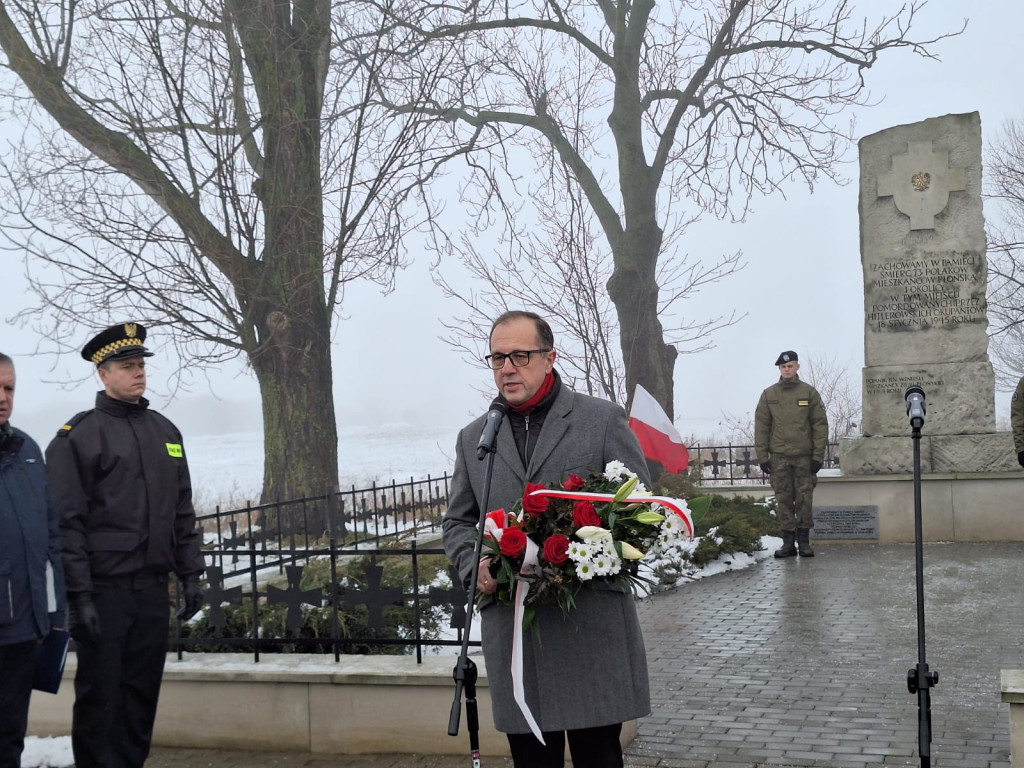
[174,475,471,663]
[198,474,452,583]
[688,442,840,485]
[171,539,472,664]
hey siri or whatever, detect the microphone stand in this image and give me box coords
[905,387,939,767]
[448,436,501,767]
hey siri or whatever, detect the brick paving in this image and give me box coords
[145,542,1023,768]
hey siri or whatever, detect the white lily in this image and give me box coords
[619,541,645,560]
[575,526,613,547]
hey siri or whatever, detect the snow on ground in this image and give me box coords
[22,736,73,768]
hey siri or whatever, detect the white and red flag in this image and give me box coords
[628,384,690,474]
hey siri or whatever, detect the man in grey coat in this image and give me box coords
[442,310,651,768]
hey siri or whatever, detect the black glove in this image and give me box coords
[759,462,771,475]
[177,575,204,621]
[67,593,101,644]
[811,460,823,474]
[1018,451,1024,469]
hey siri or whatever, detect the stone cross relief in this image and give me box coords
[876,140,966,230]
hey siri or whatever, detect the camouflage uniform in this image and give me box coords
[754,376,828,532]
[1012,376,1024,466]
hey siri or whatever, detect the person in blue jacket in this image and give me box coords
[0,352,66,768]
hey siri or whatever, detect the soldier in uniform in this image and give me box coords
[1011,375,1024,468]
[45,323,205,768]
[754,351,829,558]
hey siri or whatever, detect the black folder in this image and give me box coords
[32,628,70,694]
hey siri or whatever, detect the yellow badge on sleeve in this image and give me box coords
[166,443,183,458]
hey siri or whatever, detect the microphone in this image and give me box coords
[476,396,508,460]
[905,386,926,431]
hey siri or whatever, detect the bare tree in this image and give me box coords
[985,115,1024,390]
[801,352,861,444]
[0,0,458,509]
[374,0,960,418]
[433,164,743,404]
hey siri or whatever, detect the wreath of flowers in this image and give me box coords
[480,461,694,626]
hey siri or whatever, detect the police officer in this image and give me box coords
[1012,375,1024,468]
[45,323,205,768]
[754,351,829,558]
[0,353,66,768]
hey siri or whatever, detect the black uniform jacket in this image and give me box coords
[45,391,205,593]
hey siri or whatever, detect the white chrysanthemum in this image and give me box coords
[633,481,648,494]
[603,460,627,480]
[592,551,621,576]
[575,560,596,581]
[568,541,591,562]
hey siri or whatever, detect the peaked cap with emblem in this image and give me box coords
[774,350,798,366]
[81,322,155,366]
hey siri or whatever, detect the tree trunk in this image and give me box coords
[250,308,337,528]
[236,0,338,524]
[606,220,678,421]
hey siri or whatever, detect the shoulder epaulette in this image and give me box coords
[55,410,92,437]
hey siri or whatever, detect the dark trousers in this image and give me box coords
[769,456,816,531]
[507,722,623,768]
[72,583,170,768]
[0,640,38,768]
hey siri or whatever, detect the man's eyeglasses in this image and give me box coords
[484,349,551,370]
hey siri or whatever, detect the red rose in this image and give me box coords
[522,483,550,518]
[499,528,527,558]
[562,474,585,491]
[572,500,601,528]
[543,534,570,566]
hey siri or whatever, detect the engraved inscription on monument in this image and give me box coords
[866,251,986,331]
[812,506,879,540]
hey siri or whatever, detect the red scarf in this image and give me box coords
[508,370,555,414]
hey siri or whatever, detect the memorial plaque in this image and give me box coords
[812,506,879,540]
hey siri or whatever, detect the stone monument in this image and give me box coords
[840,112,1016,474]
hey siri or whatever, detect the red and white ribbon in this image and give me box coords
[531,489,694,539]
[483,512,546,743]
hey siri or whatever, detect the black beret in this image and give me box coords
[774,350,798,366]
[81,322,154,366]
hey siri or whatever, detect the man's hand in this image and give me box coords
[68,593,101,644]
[759,462,771,475]
[811,460,823,474]
[177,575,204,621]
[476,557,498,596]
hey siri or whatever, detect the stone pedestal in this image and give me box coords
[840,432,1017,474]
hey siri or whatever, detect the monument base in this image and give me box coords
[812,472,1024,542]
[839,431,1016,474]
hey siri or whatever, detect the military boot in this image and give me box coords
[774,530,797,558]
[797,528,814,557]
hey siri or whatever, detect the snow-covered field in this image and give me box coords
[186,422,462,510]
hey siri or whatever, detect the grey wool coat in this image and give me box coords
[442,384,653,734]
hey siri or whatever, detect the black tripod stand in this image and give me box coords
[904,386,939,767]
